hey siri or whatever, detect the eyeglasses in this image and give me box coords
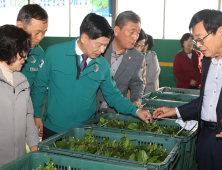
[135,43,145,48]
[191,32,211,46]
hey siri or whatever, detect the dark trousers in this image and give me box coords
[42,126,58,141]
[197,126,222,170]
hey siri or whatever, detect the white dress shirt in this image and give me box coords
[75,38,92,65]
[176,57,222,122]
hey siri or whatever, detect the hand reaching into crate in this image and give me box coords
[152,107,177,119]
[136,110,152,123]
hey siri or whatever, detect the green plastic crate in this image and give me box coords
[143,92,198,103]
[142,98,185,111]
[156,87,200,95]
[81,113,198,170]
[38,128,181,170]
[0,151,147,170]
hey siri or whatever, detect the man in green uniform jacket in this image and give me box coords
[17,4,48,89]
[31,13,152,140]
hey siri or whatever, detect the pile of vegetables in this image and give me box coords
[94,117,188,136]
[54,130,168,164]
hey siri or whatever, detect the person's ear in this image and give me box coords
[17,21,24,29]
[218,26,222,40]
[80,33,89,44]
[114,26,120,36]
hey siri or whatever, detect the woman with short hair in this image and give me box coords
[143,34,160,94]
[173,33,203,89]
[0,25,39,167]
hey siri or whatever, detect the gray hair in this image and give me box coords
[17,4,48,28]
[115,11,141,29]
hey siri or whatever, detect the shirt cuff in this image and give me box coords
[175,107,181,119]
[135,109,141,116]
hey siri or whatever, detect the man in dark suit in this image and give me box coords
[153,9,222,170]
[96,11,145,114]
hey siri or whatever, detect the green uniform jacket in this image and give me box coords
[21,45,44,89]
[31,38,138,133]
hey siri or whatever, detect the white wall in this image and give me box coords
[0,0,220,39]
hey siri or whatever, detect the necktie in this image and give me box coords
[81,54,88,71]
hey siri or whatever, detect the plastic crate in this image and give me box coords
[142,98,185,111]
[38,128,181,170]
[143,92,198,103]
[0,151,148,170]
[81,113,198,170]
[156,87,200,95]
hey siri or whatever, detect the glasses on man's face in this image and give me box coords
[191,32,212,46]
[135,43,145,48]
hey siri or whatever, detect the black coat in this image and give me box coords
[178,56,222,137]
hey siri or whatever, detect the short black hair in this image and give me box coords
[80,13,113,39]
[189,9,222,34]
[115,11,141,29]
[0,25,30,65]
[145,34,154,50]
[136,28,146,42]
[17,4,48,27]
[180,33,193,47]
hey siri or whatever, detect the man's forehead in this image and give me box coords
[191,21,206,37]
[95,37,110,44]
[123,21,140,29]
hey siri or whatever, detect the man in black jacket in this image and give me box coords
[153,9,222,170]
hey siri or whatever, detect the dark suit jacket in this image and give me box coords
[178,56,222,136]
[96,38,145,113]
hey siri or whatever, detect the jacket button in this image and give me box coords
[99,101,102,104]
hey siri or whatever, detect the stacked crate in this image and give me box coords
[1,87,199,170]
[142,87,199,170]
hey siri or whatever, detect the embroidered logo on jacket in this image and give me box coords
[94,64,99,72]
[30,56,36,63]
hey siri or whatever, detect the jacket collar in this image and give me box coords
[66,37,102,65]
[28,45,42,56]
[0,68,27,87]
[13,72,28,87]
[181,49,196,56]
[0,67,8,83]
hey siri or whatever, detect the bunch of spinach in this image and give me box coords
[95,117,188,136]
[35,158,82,170]
[35,157,55,170]
[54,131,168,164]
